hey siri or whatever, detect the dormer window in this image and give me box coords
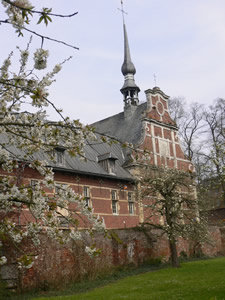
[98,152,118,174]
[55,148,65,165]
[108,159,116,173]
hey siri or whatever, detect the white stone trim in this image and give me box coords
[150,124,158,165]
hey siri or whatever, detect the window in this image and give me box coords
[111,190,117,200]
[128,192,133,202]
[108,159,116,174]
[30,180,38,201]
[55,148,65,165]
[99,159,116,174]
[30,180,38,189]
[98,153,117,174]
[55,184,69,227]
[55,185,60,194]
[55,184,67,197]
[111,190,118,214]
[112,200,118,214]
[128,192,134,214]
[57,209,69,228]
[83,186,90,207]
[128,202,134,214]
[99,159,109,172]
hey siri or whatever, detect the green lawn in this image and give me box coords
[33,257,225,300]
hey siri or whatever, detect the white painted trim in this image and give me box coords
[150,123,158,165]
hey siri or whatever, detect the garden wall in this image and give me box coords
[1,226,225,291]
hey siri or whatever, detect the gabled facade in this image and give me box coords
[93,87,193,173]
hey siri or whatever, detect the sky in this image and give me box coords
[1,0,225,124]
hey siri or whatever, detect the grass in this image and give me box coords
[5,257,225,300]
[3,261,167,300]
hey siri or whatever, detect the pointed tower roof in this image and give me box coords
[119,1,140,114]
[121,23,136,76]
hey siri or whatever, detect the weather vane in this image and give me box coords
[118,0,128,24]
[153,74,157,87]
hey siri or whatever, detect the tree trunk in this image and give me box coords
[169,238,180,268]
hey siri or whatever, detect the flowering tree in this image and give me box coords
[141,166,208,268]
[0,0,105,269]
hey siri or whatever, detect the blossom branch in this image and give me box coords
[2,0,78,18]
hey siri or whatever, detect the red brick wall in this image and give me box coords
[1,166,139,230]
[141,87,195,172]
[2,226,224,291]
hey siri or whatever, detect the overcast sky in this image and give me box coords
[1,0,225,124]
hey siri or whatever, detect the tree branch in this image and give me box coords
[2,0,78,18]
[0,19,79,50]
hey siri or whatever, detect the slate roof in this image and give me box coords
[2,102,149,182]
[92,102,147,146]
[52,136,134,181]
[2,131,134,182]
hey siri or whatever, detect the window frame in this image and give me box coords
[112,200,118,214]
[83,186,91,207]
[128,192,135,214]
[55,148,65,165]
[30,180,38,189]
[55,184,69,228]
[111,190,118,214]
[111,190,117,200]
[128,201,134,214]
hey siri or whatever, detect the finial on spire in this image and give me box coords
[118,0,128,24]
[153,74,157,87]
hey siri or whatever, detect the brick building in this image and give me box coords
[1,19,193,230]
[54,21,191,228]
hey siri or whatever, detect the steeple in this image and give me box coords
[119,1,140,110]
[121,23,136,76]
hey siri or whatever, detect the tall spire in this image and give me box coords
[121,23,136,76]
[119,1,140,110]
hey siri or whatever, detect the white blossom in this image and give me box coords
[69,230,82,241]
[2,0,32,29]
[34,49,49,70]
[0,19,105,271]
[85,246,97,258]
[0,256,7,265]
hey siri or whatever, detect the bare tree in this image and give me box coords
[200,99,225,205]
[169,98,205,161]
[168,96,186,124]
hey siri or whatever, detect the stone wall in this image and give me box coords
[1,226,225,291]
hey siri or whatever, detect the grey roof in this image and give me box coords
[120,77,140,92]
[2,132,134,182]
[92,102,147,146]
[98,152,118,161]
[1,18,146,183]
[52,138,134,181]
